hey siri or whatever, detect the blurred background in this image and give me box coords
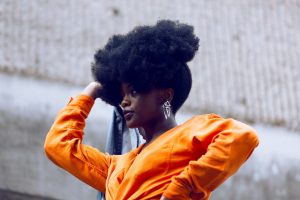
[0,0,299,199]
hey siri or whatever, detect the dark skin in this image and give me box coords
[119,82,178,144]
[81,82,176,200]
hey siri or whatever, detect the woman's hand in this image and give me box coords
[160,196,170,200]
[80,81,103,100]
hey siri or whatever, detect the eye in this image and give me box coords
[131,89,137,97]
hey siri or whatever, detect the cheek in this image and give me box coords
[135,96,161,119]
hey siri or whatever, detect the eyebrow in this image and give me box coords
[121,83,133,96]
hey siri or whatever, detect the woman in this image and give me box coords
[44,20,259,200]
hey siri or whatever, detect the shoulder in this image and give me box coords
[187,113,223,123]
[189,113,259,141]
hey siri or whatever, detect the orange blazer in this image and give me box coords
[44,95,259,200]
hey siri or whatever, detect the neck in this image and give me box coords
[141,115,178,143]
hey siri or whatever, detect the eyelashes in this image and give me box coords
[120,89,138,100]
[131,90,137,96]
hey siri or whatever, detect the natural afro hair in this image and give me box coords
[92,19,199,114]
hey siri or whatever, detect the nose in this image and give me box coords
[120,95,130,109]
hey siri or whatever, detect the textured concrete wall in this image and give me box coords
[1,73,300,200]
[0,188,57,200]
[0,73,113,199]
[1,0,300,199]
[1,0,299,131]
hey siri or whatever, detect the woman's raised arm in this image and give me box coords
[44,82,112,192]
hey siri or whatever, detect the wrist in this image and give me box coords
[81,82,102,100]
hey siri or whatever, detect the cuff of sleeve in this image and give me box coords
[67,94,95,116]
[163,181,191,200]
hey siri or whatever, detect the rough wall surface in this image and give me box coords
[0,1,300,200]
[0,73,113,200]
[0,0,299,131]
[1,73,300,200]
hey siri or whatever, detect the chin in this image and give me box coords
[126,121,139,129]
[125,117,141,129]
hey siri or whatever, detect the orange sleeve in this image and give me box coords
[163,118,259,200]
[44,95,112,192]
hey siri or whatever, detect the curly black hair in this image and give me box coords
[92,19,199,114]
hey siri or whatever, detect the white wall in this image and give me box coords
[1,0,299,131]
[1,73,300,200]
[0,73,112,199]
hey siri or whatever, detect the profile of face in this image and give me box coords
[120,82,167,129]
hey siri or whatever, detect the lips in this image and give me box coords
[123,110,134,120]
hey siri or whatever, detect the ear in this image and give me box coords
[160,88,174,104]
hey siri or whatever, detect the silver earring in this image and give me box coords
[162,100,171,119]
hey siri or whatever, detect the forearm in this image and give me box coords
[44,92,110,191]
[44,95,95,166]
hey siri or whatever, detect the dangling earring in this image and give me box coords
[162,100,171,119]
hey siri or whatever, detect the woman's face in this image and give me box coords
[120,82,164,129]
